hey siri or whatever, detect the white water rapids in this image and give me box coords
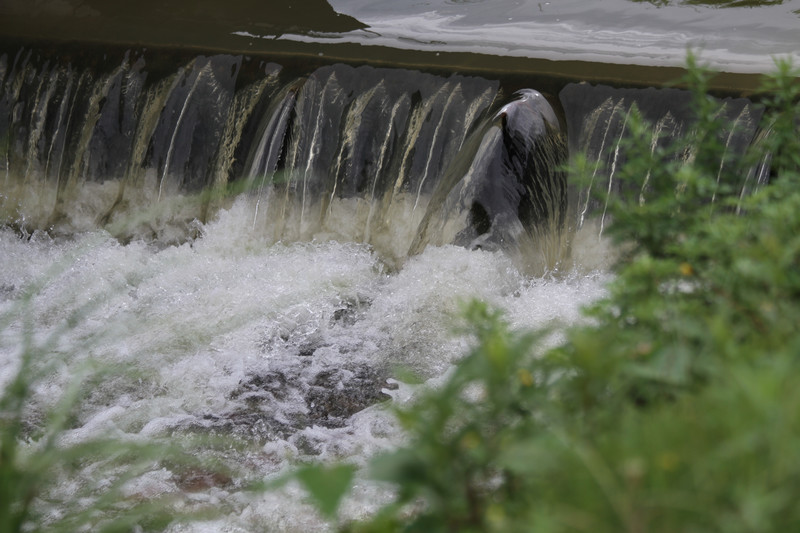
[0,0,788,527]
[1,196,611,531]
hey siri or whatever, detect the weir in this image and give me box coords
[0,48,503,253]
[0,41,767,273]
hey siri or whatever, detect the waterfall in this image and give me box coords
[1,45,769,268]
[2,49,524,256]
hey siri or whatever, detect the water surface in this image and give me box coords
[294,0,800,72]
[2,0,798,76]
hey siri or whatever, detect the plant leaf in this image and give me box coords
[295,464,356,519]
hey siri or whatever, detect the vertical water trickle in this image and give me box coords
[559,82,763,239]
[240,75,298,228]
[363,94,410,243]
[326,79,391,236]
[287,69,346,238]
[389,79,466,208]
[112,68,182,215]
[561,93,634,233]
[41,66,76,188]
[23,59,61,186]
[92,54,160,226]
[83,53,146,184]
[0,49,36,191]
[712,103,760,207]
[149,55,242,200]
[54,64,132,223]
[638,112,680,206]
[157,69,200,202]
[0,53,7,188]
[212,68,278,192]
[736,127,773,214]
[410,82,466,212]
[215,63,283,191]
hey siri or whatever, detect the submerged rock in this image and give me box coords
[177,363,393,444]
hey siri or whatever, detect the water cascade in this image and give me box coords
[0,41,773,531]
[6,49,559,263]
[2,47,768,269]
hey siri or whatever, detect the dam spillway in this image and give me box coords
[0,42,765,272]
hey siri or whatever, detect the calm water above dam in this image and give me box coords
[2,0,799,78]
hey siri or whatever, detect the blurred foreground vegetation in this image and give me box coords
[309,56,800,532]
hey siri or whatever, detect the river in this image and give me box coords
[0,0,795,530]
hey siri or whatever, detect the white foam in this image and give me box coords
[0,200,611,529]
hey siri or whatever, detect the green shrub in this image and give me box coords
[566,55,800,403]
[292,56,800,532]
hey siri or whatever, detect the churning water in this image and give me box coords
[0,198,610,530]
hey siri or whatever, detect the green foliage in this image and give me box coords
[292,56,800,531]
[351,302,552,532]
[758,59,800,176]
[295,464,358,519]
[568,55,800,400]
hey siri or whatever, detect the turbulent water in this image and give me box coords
[0,0,782,527]
[0,199,610,530]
